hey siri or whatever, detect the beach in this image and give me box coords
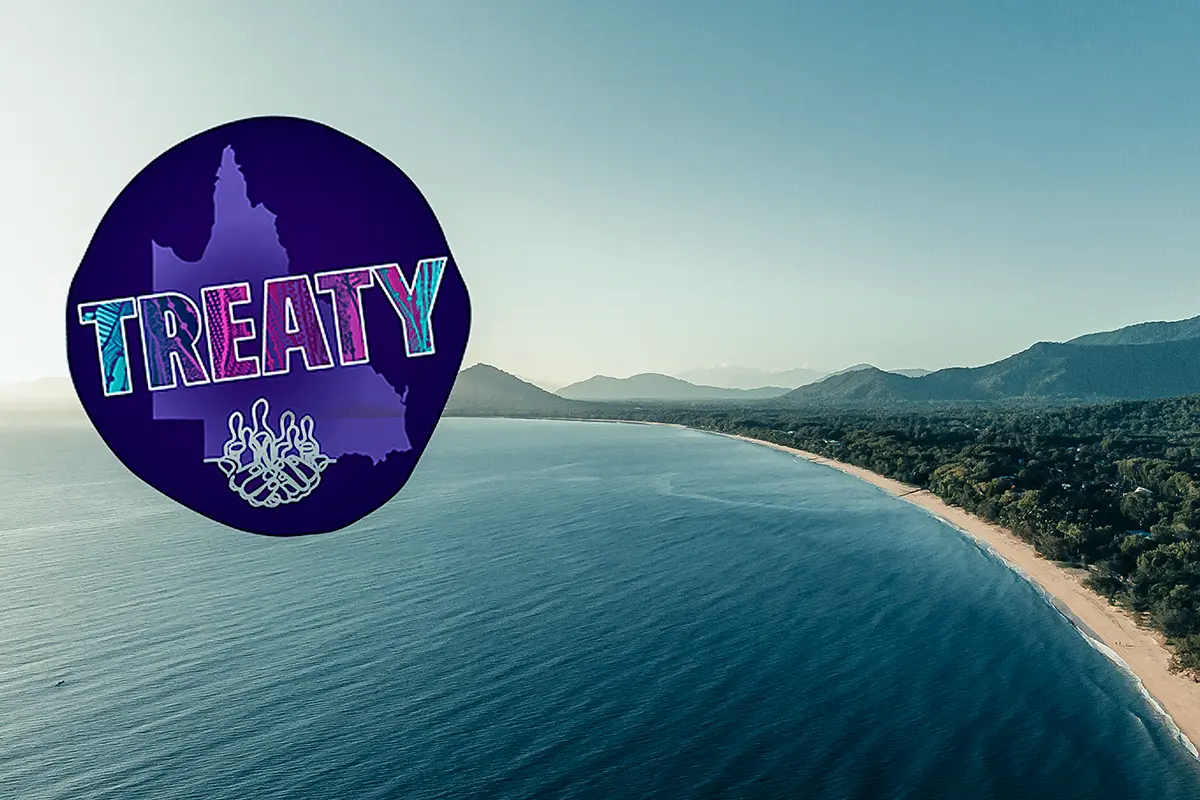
[577,418,1200,757]
[718,429,1200,757]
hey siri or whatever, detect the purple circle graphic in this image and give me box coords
[65,117,471,536]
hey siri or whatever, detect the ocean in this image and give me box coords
[3,415,1200,799]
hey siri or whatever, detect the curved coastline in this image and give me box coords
[567,417,1200,760]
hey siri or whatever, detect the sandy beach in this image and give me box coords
[719,429,1200,757]
[574,417,1200,757]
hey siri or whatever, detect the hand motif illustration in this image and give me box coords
[206,398,335,508]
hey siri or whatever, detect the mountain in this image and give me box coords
[828,363,876,376]
[785,338,1200,405]
[556,373,791,401]
[827,364,930,378]
[674,365,826,390]
[0,377,81,411]
[450,314,1200,411]
[445,364,583,416]
[0,378,83,423]
[1067,314,1200,347]
[785,367,919,404]
[0,377,75,401]
[511,373,565,392]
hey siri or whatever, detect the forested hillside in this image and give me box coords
[561,396,1200,676]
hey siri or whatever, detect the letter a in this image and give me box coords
[262,275,334,375]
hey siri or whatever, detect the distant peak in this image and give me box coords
[462,363,524,380]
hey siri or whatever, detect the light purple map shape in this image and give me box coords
[150,147,412,464]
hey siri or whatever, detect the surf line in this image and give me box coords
[919,508,1200,761]
[75,260,445,398]
[616,419,1200,764]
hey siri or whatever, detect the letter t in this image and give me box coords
[78,298,139,396]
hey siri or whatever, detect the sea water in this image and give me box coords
[2,415,1199,799]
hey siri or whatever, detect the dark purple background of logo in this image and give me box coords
[65,117,471,536]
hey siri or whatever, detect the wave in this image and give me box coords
[917,507,1200,761]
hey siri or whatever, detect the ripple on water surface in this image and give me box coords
[1,417,1199,799]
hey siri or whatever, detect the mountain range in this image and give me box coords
[783,314,1200,405]
[672,363,930,390]
[440,364,580,417]
[837,365,931,379]
[672,365,826,390]
[556,374,792,401]
[1067,315,1200,347]
[446,313,1200,414]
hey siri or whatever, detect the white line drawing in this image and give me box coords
[204,397,335,507]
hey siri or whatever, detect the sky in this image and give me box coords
[2,0,1200,388]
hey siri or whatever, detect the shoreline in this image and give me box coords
[562,417,1200,758]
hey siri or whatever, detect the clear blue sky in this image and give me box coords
[3,0,1199,386]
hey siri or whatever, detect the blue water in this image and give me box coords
[3,415,1200,799]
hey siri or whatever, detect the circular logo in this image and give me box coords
[66,116,471,536]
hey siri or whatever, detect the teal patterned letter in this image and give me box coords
[78,298,139,396]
